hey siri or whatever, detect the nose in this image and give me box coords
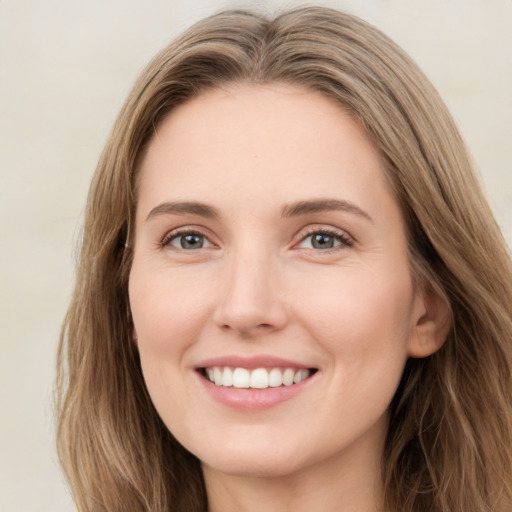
[213,249,289,338]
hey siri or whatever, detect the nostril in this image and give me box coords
[219,322,276,336]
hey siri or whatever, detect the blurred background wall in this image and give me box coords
[1,1,510,510]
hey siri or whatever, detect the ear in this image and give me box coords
[408,285,451,358]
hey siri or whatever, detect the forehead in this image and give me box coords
[145,84,370,159]
[136,83,397,224]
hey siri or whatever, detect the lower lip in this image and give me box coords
[196,371,315,411]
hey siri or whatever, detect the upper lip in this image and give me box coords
[196,355,316,370]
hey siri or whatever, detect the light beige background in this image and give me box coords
[1,1,510,510]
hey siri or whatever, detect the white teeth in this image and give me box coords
[293,369,311,384]
[232,368,250,388]
[214,367,223,386]
[268,368,283,387]
[282,368,295,386]
[250,368,269,389]
[222,367,233,387]
[205,366,313,389]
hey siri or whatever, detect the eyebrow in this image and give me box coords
[281,199,373,222]
[145,198,372,223]
[146,201,220,222]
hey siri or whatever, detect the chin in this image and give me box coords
[194,437,310,479]
[201,453,307,479]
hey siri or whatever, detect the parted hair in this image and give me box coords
[55,6,512,512]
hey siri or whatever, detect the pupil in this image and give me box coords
[181,234,203,249]
[312,233,333,249]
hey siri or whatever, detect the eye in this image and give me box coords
[162,230,213,250]
[297,229,353,250]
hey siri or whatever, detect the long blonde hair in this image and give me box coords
[56,7,512,511]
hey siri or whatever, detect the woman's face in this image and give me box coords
[129,84,434,479]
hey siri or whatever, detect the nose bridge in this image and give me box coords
[214,240,287,335]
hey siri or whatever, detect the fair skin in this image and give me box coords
[129,84,447,512]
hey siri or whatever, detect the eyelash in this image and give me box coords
[160,227,354,252]
[160,228,212,249]
[295,227,353,252]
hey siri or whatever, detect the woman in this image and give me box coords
[55,6,512,512]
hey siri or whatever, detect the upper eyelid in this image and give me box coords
[293,224,354,243]
[290,226,356,254]
[159,223,354,248]
[160,225,216,246]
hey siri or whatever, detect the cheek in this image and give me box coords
[128,266,211,426]
[129,266,213,352]
[295,265,415,374]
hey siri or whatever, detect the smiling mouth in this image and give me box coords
[201,366,317,389]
